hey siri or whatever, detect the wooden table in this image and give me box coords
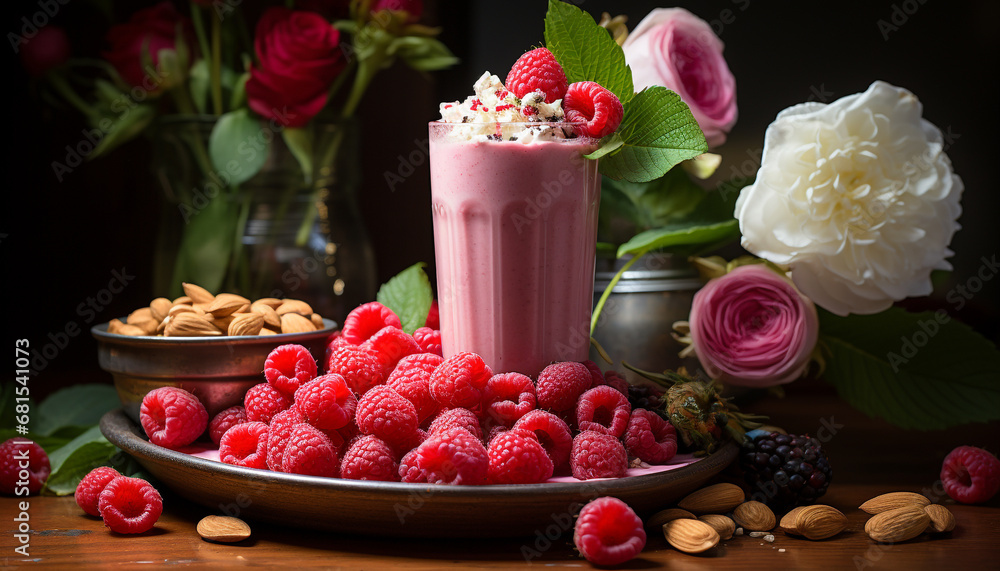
[4,378,999,569]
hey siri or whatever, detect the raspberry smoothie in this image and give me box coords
[430,73,600,377]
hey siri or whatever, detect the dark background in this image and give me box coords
[4,0,998,398]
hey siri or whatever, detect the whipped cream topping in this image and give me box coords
[437,72,576,143]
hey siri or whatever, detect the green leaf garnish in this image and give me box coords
[819,307,1000,429]
[617,220,739,259]
[34,384,121,437]
[376,262,434,335]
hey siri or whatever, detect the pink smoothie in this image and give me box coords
[429,124,600,378]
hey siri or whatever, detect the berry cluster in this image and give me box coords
[75,467,163,534]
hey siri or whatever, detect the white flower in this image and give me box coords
[734,81,963,316]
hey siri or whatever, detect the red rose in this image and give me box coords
[245,8,345,128]
[103,2,192,90]
[20,26,70,77]
[371,0,424,23]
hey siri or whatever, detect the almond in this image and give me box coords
[172,295,193,306]
[794,505,847,540]
[310,313,325,329]
[865,505,931,543]
[157,316,171,334]
[150,297,172,322]
[663,518,720,554]
[732,501,775,532]
[779,506,807,535]
[117,324,147,336]
[168,304,200,318]
[207,293,251,317]
[646,508,695,529]
[197,515,251,543]
[211,314,236,334]
[260,328,278,335]
[229,313,264,336]
[677,483,745,514]
[165,313,222,337]
[924,504,955,533]
[280,313,316,334]
[127,307,154,324]
[698,514,735,540]
[250,302,282,329]
[252,297,283,309]
[182,282,215,304]
[131,319,160,336]
[860,492,930,514]
[107,318,126,334]
[276,299,313,316]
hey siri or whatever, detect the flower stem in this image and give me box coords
[47,72,97,119]
[211,11,223,114]
[190,3,211,70]
[590,249,648,336]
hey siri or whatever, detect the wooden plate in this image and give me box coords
[101,409,737,538]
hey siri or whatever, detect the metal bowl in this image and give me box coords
[92,319,337,423]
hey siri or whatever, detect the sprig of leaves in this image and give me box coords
[376,262,433,334]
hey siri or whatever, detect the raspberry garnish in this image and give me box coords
[570,430,628,480]
[941,445,1000,504]
[387,353,445,423]
[294,374,357,430]
[425,300,440,330]
[244,382,293,424]
[483,372,536,427]
[487,429,554,484]
[266,406,306,471]
[341,301,402,345]
[98,476,163,534]
[325,344,390,396]
[505,47,568,104]
[512,410,573,469]
[575,386,631,438]
[574,497,646,566]
[355,385,420,453]
[399,427,488,485]
[0,438,50,496]
[209,405,248,446]
[139,387,209,449]
[340,435,399,481]
[219,421,270,469]
[624,409,678,464]
[263,344,318,396]
[412,327,443,357]
[281,424,340,477]
[428,408,483,442]
[429,352,493,413]
[563,81,624,138]
[360,326,422,371]
[536,361,592,413]
[75,466,121,516]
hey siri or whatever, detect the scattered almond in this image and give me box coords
[732,501,776,532]
[860,492,930,514]
[197,515,251,543]
[663,518,720,554]
[182,282,215,304]
[280,312,316,334]
[677,483,745,514]
[779,506,807,534]
[229,313,265,336]
[793,505,847,540]
[647,508,695,529]
[924,504,955,533]
[698,514,735,540]
[865,505,930,543]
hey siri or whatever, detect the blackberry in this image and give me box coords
[626,385,664,411]
[740,431,832,509]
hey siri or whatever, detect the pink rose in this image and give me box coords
[622,8,737,148]
[688,265,818,388]
[103,2,192,90]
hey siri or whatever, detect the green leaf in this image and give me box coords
[819,308,1000,430]
[189,59,210,114]
[392,36,459,71]
[210,109,268,187]
[376,263,433,335]
[617,219,739,258]
[88,104,157,160]
[172,191,240,293]
[599,87,708,182]
[585,133,624,161]
[229,70,249,110]
[42,426,116,496]
[283,127,314,185]
[0,430,72,455]
[34,384,120,437]
[544,0,633,103]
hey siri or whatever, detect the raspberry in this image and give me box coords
[264,344,318,395]
[340,435,399,481]
[294,374,357,430]
[536,362,591,413]
[244,382,293,424]
[512,410,573,469]
[564,81,624,138]
[602,370,629,395]
[281,424,339,477]
[581,360,605,388]
[0,438,50,496]
[341,302,402,345]
[387,353,444,423]
[219,421,270,469]
[360,326,421,371]
[325,344,390,396]
[139,387,209,449]
[425,300,440,330]
[428,408,483,442]
[505,47,568,103]
[98,476,163,534]
[483,373,536,427]
[429,352,493,413]
[574,497,646,566]
[624,409,678,464]
[355,385,420,453]
[486,424,509,446]
[941,445,1000,504]
[487,429,554,484]
[75,466,121,516]
[412,327,443,357]
[209,405,248,446]
[399,427,488,485]
[266,406,306,471]
[575,386,631,438]
[570,430,628,480]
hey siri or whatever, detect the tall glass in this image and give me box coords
[428,122,601,378]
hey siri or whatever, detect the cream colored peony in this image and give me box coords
[735,81,963,316]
